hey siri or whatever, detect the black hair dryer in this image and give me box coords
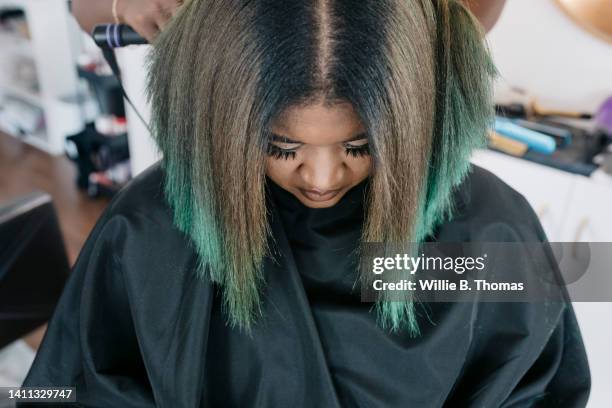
[92,24,148,49]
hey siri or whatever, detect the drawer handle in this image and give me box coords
[573,217,589,254]
[537,204,549,218]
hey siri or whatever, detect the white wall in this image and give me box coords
[116,46,160,176]
[487,0,612,113]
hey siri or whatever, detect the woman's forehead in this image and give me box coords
[271,100,366,144]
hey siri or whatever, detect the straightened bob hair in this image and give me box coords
[146,0,496,335]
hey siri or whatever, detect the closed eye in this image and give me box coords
[343,138,368,149]
[267,143,297,160]
[271,141,301,150]
[266,133,301,160]
[269,133,302,149]
[266,133,370,160]
[344,142,370,158]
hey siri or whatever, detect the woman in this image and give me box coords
[21,0,590,407]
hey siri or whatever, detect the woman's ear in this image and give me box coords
[416,0,498,241]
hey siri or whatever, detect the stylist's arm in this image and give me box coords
[464,0,507,33]
[72,0,183,42]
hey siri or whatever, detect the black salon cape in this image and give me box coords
[20,163,590,408]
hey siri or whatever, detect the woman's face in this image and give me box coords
[266,99,372,208]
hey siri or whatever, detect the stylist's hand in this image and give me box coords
[116,0,183,41]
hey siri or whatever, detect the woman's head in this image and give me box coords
[147,0,496,333]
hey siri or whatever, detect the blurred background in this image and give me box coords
[0,0,611,406]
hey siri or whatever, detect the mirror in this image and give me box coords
[555,0,612,44]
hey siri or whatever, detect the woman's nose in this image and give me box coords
[298,150,346,190]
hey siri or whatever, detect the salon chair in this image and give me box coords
[0,192,69,349]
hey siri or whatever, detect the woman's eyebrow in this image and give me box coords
[270,132,368,143]
[270,133,300,144]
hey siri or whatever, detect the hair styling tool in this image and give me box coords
[495,117,557,154]
[512,119,573,147]
[487,130,528,157]
[495,101,593,120]
[92,24,148,49]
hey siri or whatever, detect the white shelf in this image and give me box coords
[0,31,32,58]
[0,82,42,105]
[0,0,83,155]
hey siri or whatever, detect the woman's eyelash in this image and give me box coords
[266,142,370,160]
[267,144,297,160]
[344,143,370,158]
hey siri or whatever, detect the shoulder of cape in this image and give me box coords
[452,163,547,242]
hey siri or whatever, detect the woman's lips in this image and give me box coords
[299,188,342,202]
